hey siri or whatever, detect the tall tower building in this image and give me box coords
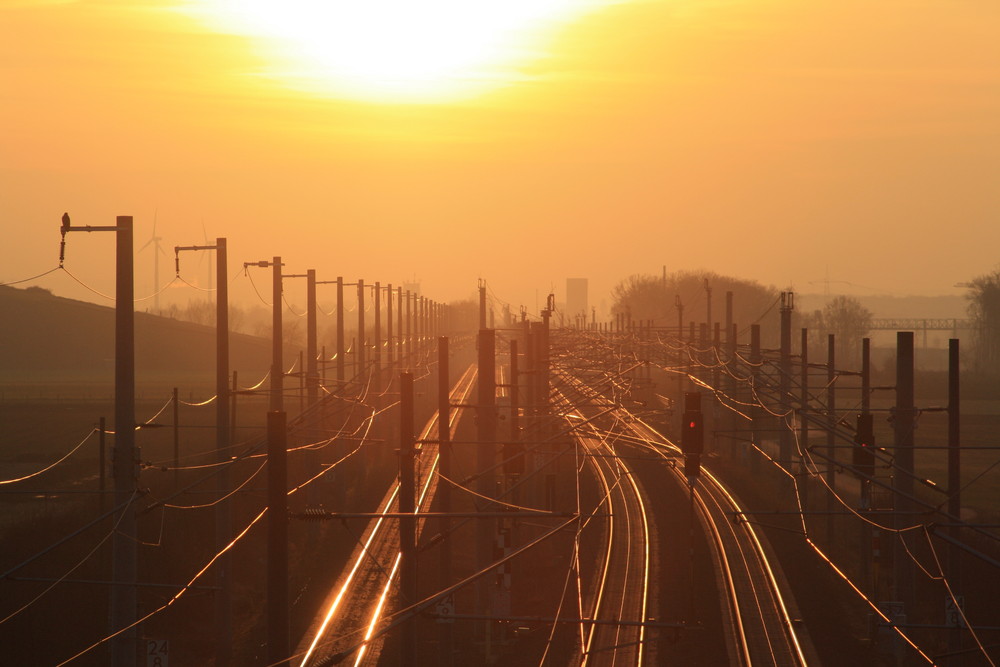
[566,278,588,323]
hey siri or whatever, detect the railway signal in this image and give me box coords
[682,392,704,479]
[853,413,876,477]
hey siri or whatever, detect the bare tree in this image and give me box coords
[967,269,1000,372]
[610,270,781,345]
[807,295,872,367]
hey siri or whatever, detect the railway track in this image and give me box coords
[621,414,809,667]
[553,342,807,667]
[295,364,477,667]
[551,378,651,667]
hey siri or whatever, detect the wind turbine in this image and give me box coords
[139,211,167,313]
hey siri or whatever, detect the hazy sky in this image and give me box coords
[2,0,998,317]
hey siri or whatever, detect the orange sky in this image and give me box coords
[2,0,998,317]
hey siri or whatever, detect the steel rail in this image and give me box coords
[624,415,807,667]
[297,364,477,666]
[552,371,651,667]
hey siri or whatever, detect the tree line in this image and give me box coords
[610,270,873,366]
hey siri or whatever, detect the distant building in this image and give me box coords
[566,278,588,324]
[403,282,421,297]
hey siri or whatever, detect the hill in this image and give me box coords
[0,285,284,393]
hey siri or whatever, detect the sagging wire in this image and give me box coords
[58,374,378,664]
[640,329,979,663]
[59,265,193,303]
[55,506,269,667]
[162,460,267,510]
[283,293,306,317]
[435,473,555,514]
[59,266,115,301]
[179,394,216,407]
[0,427,96,485]
[0,266,60,286]
[244,267,272,307]
[139,395,174,428]
[174,274,216,292]
[921,527,996,666]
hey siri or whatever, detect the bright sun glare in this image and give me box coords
[181,0,602,103]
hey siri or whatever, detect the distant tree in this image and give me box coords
[610,270,782,346]
[445,299,480,334]
[163,299,253,336]
[228,304,246,334]
[966,269,1000,372]
[803,296,872,367]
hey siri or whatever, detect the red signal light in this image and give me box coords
[853,413,875,477]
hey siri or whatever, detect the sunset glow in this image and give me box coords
[178,0,603,102]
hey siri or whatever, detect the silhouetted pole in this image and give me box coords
[231,371,238,449]
[894,331,915,611]
[112,215,137,667]
[374,281,381,374]
[397,286,404,370]
[418,296,431,349]
[437,337,453,666]
[60,214,136,664]
[675,295,683,341]
[212,240,231,463]
[779,292,793,468]
[676,295,685,418]
[267,411,289,666]
[406,290,413,366]
[336,277,345,385]
[860,337,872,597]
[540,299,551,415]
[750,324,761,472]
[61,214,139,666]
[509,339,520,444]
[725,291,733,342]
[271,257,283,412]
[399,373,417,666]
[800,328,810,511]
[479,281,487,330]
[214,239,232,665]
[477,329,497,632]
[307,269,318,406]
[419,296,425,349]
[396,287,406,369]
[386,284,394,372]
[173,387,179,488]
[826,334,836,539]
[525,328,536,422]
[298,351,304,415]
[728,324,739,458]
[357,279,366,375]
[704,278,712,332]
[415,296,422,349]
[99,417,107,514]
[948,338,962,660]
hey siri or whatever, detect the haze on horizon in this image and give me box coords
[2,0,998,314]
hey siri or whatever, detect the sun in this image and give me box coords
[177,0,605,103]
